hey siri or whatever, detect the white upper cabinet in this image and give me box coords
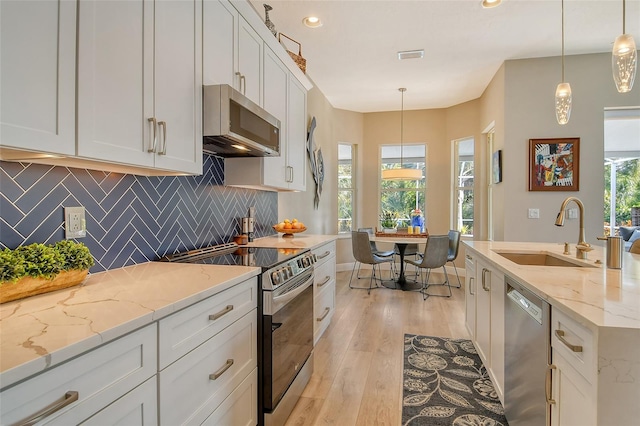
[77,0,202,175]
[237,16,262,105]
[203,0,237,86]
[262,46,289,189]
[0,0,76,156]
[287,77,307,191]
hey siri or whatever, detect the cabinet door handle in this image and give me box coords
[545,364,557,405]
[147,117,157,153]
[469,277,475,295]
[157,121,167,155]
[466,254,473,260]
[209,359,234,380]
[555,329,583,352]
[209,305,234,321]
[317,251,331,259]
[14,391,79,426]
[318,276,331,287]
[481,268,490,291]
[235,72,246,95]
[316,307,330,322]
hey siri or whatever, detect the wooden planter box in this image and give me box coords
[0,269,89,304]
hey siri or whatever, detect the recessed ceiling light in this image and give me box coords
[302,16,323,28]
[397,50,424,60]
[482,0,502,8]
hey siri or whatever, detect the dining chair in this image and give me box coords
[447,230,462,288]
[357,227,395,278]
[630,239,640,254]
[350,231,394,294]
[405,235,451,300]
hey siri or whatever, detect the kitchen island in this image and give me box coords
[464,241,640,426]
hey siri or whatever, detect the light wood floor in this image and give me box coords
[284,268,469,426]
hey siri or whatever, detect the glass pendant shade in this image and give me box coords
[612,34,637,93]
[555,82,572,125]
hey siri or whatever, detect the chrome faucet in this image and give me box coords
[554,196,593,259]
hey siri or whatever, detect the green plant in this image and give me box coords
[0,248,25,283]
[55,240,95,271]
[0,241,94,285]
[380,210,397,228]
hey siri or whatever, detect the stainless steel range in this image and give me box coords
[161,243,316,426]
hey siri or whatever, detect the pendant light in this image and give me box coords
[555,0,572,125]
[612,0,637,93]
[382,88,423,180]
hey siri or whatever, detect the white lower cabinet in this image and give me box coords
[82,376,158,426]
[464,252,476,339]
[312,241,337,343]
[0,324,157,425]
[159,311,257,425]
[474,257,505,403]
[201,368,258,426]
[550,308,596,426]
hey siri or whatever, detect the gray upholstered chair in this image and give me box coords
[350,231,394,294]
[447,230,462,288]
[357,227,395,278]
[405,235,451,300]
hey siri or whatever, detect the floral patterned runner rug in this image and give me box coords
[402,334,508,426]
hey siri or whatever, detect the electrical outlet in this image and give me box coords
[65,206,86,239]
[528,208,540,219]
[568,208,578,219]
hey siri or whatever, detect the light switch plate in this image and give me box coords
[528,208,540,219]
[65,206,87,239]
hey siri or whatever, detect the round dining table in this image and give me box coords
[370,234,428,290]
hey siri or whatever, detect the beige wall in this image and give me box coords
[499,52,640,245]
[282,52,640,267]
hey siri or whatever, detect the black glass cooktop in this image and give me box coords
[160,244,307,270]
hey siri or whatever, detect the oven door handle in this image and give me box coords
[271,274,314,314]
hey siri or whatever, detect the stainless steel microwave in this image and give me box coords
[203,84,280,157]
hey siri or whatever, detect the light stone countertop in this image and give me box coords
[0,261,260,389]
[243,233,338,249]
[464,241,640,330]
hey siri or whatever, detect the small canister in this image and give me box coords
[599,236,623,269]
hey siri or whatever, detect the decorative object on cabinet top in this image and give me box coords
[263,4,277,37]
[279,33,307,74]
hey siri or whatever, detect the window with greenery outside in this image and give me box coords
[380,144,426,229]
[338,144,354,233]
[604,158,640,233]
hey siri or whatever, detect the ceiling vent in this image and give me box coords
[397,49,424,60]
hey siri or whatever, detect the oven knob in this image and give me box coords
[297,258,303,268]
[283,267,291,280]
[272,271,281,285]
[302,257,310,268]
[286,265,293,277]
[311,254,317,263]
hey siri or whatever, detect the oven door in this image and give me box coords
[262,270,314,412]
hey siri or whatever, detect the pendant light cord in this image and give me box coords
[622,0,626,34]
[561,0,565,82]
[399,88,406,168]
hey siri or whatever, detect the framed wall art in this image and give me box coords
[492,150,502,184]
[529,137,579,191]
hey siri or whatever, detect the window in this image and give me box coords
[453,138,474,236]
[338,144,355,233]
[604,108,640,234]
[380,144,426,228]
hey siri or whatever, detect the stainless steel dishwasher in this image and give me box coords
[504,276,551,426]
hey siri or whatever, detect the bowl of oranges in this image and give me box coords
[273,218,306,238]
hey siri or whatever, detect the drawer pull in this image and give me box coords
[209,359,234,380]
[14,390,79,426]
[317,251,331,259]
[318,276,331,287]
[209,305,234,321]
[316,307,330,322]
[555,330,583,352]
[469,277,475,295]
[481,268,490,291]
[545,364,556,405]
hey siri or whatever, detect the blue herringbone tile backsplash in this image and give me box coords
[0,155,277,272]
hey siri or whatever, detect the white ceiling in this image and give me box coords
[249,0,640,113]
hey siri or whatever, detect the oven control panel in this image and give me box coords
[265,253,316,290]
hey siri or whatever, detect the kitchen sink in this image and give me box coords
[495,251,596,268]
